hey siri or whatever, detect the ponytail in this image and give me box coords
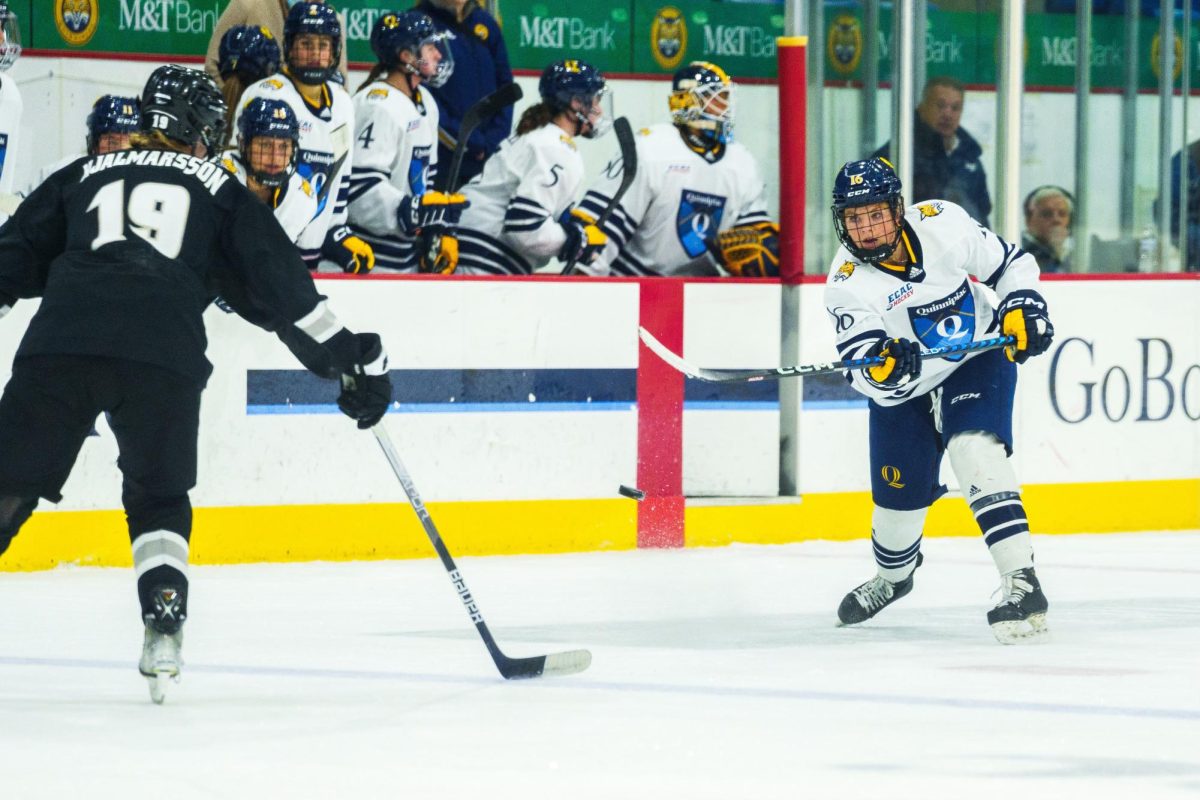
[516,102,556,136]
[356,64,388,94]
[221,75,247,149]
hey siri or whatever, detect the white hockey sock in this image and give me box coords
[872,505,926,583]
[947,431,1035,576]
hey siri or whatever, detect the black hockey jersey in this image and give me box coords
[0,148,339,384]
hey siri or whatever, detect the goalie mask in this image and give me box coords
[831,158,906,263]
[669,61,735,154]
[237,97,299,189]
[0,2,20,72]
[539,59,612,139]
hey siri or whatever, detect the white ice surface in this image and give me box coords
[1,532,1198,799]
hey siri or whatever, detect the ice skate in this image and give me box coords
[837,553,923,625]
[988,567,1048,644]
[139,585,185,704]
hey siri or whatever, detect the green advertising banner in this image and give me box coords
[630,1,784,80]
[499,0,632,74]
[24,1,1200,92]
[824,7,1200,91]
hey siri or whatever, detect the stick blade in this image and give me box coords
[638,326,703,379]
[499,649,592,680]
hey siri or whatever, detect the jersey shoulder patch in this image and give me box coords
[832,260,856,283]
[914,201,945,220]
[366,87,390,102]
[221,157,240,176]
[261,78,285,91]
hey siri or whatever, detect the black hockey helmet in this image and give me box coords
[140,65,228,156]
[284,1,342,86]
[831,158,906,263]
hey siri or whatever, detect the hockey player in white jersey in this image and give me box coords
[235,2,373,274]
[0,1,22,225]
[347,10,467,273]
[824,158,1055,644]
[221,98,319,248]
[577,61,777,277]
[456,59,610,275]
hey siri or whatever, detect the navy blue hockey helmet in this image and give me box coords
[369,11,453,88]
[218,25,282,84]
[284,1,341,86]
[140,65,228,156]
[0,1,20,72]
[539,59,611,138]
[831,158,906,263]
[87,95,140,155]
[669,61,735,146]
[237,97,299,189]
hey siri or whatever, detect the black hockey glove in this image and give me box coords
[336,333,392,429]
[865,337,922,386]
[321,226,375,274]
[997,289,1054,364]
[557,208,608,266]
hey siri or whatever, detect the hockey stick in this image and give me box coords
[638,327,1016,384]
[425,82,524,270]
[436,82,524,194]
[561,116,638,275]
[371,423,592,680]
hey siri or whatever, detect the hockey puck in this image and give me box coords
[618,484,646,501]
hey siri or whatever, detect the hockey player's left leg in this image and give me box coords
[947,430,1049,644]
[128,491,193,703]
[139,583,186,704]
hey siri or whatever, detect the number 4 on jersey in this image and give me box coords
[358,123,375,150]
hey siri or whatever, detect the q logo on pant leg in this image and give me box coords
[881,465,905,489]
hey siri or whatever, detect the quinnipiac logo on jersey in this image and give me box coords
[676,189,726,258]
[297,150,337,215]
[408,145,431,195]
[651,7,687,70]
[907,280,975,362]
[56,0,99,47]
[827,14,862,76]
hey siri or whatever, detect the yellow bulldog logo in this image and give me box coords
[916,202,944,220]
[834,261,856,282]
[56,0,99,47]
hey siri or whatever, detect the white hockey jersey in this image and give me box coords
[0,73,22,225]
[346,81,439,271]
[220,150,321,250]
[234,73,354,263]
[577,123,771,276]
[456,123,586,275]
[823,200,1041,406]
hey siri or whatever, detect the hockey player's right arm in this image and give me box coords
[824,280,921,403]
[221,192,392,426]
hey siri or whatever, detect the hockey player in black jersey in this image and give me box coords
[0,65,392,703]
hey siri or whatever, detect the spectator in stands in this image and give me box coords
[873,76,992,227]
[416,0,514,190]
[206,0,348,88]
[216,25,282,147]
[1158,139,1200,271]
[1022,185,1074,273]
